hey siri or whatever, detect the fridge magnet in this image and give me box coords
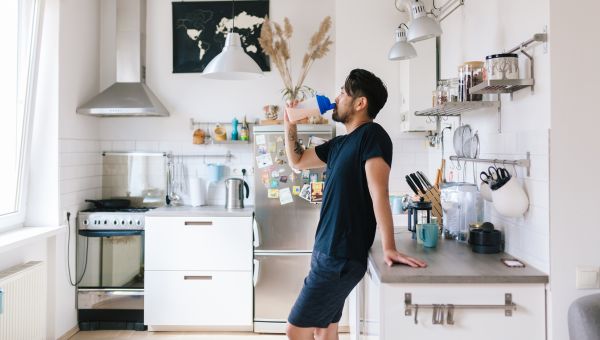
[261,171,270,186]
[257,145,267,155]
[255,134,266,145]
[309,172,319,183]
[275,158,286,165]
[268,142,277,153]
[310,181,324,203]
[299,184,311,201]
[279,175,288,183]
[279,187,294,205]
[172,1,270,73]
[267,189,279,199]
[256,153,273,168]
[302,170,311,180]
[292,186,301,195]
[270,179,279,188]
[271,170,280,178]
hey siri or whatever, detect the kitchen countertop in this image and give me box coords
[369,231,548,284]
[146,205,254,217]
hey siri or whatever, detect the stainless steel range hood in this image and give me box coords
[77,0,168,117]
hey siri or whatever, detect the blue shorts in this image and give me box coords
[288,251,367,328]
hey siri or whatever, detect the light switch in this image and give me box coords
[576,267,600,289]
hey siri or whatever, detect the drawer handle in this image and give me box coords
[184,221,213,226]
[184,275,213,280]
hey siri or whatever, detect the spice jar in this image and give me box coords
[458,61,484,101]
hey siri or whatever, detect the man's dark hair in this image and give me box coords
[343,69,388,119]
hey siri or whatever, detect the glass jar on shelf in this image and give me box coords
[458,61,484,101]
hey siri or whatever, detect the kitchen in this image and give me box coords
[0,0,597,340]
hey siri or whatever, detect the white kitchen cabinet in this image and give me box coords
[145,270,252,329]
[145,215,253,331]
[145,216,252,271]
[359,262,546,340]
[399,38,437,132]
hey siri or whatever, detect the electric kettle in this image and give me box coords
[225,178,250,210]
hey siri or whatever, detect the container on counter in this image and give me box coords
[458,61,484,101]
[485,53,519,80]
[440,182,483,242]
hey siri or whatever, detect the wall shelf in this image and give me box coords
[470,79,534,95]
[415,101,500,117]
[449,152,531,177]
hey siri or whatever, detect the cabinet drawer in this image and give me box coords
[145,270,252,327]
[145,216,252,271]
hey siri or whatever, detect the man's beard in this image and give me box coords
[332,108,349,123]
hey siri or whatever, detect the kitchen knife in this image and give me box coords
[409,173,427,195]
[417,171,433,190]
[405,175,420,196]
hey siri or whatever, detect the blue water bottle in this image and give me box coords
[231,118,239,140]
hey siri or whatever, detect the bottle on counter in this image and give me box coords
[240,116,249,141]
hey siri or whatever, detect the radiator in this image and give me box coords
[0,261,46,340]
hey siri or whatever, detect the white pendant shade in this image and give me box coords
[202,32,264,80]
[406,0,442,42]
[388,27,417,60]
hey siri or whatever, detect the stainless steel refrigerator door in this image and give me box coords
[253,127,333,252]
[253,253,311,325]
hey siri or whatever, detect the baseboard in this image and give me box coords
[57,325,79,340]
[148,325,253,332]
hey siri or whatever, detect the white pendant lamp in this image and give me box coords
[406,0,442,42]
[202,0,263,80]
[388,25,417,60]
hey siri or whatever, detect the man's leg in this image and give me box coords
[286,322,315,340]
[314,322,339,340]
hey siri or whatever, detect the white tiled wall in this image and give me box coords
[59,138,103,217]
[389,135,430,196]
[100,140,256,207]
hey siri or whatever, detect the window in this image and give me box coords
[0,0,43,231]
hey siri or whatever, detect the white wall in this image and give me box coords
[431,0,550,273]
[334,0,432,196]
[549,1,600,339]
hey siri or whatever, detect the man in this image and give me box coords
[284,69,428,340]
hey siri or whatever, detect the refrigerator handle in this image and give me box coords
[253,218,261,248]
[253,259,260,287]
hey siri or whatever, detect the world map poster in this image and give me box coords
[172,1,270,73]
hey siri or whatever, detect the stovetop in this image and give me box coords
[77,207,157,230]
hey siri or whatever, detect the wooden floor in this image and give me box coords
[69,331,351,339]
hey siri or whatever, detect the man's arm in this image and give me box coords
[284,107,326,170]
[365,157,427,268]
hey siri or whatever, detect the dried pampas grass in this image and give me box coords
[259,16,333,101]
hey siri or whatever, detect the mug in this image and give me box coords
[491,176,529,217]
[206,163,225,183]
[419,223,439,248]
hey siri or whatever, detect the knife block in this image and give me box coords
[418,187,443,227]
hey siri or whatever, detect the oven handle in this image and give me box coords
[78,230,144,237]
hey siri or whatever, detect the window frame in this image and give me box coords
[0,0,44,232]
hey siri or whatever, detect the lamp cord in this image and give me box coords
[231,0,235,32]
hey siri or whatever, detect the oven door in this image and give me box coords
[77,230,144,310]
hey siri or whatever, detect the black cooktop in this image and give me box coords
[80,207,155,213]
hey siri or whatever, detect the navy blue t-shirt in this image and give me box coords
[314,122,393,263]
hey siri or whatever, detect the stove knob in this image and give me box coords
[136,220,142,226]
[83,219,89,225]
[121,220,126,225]
[113,220,118,225]
[128,220,133,225]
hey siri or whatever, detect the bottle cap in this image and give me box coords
[316,95,336,114]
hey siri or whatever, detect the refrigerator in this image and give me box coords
[252,124,336,333]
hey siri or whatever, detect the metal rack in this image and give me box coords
[166,151,233,162]
[449,152,531,177]
[471,32,547,97]
[189,118,256,145]
[415,101,500,117]
[404,293,517,325]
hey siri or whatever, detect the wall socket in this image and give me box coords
[576,266,600,289]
